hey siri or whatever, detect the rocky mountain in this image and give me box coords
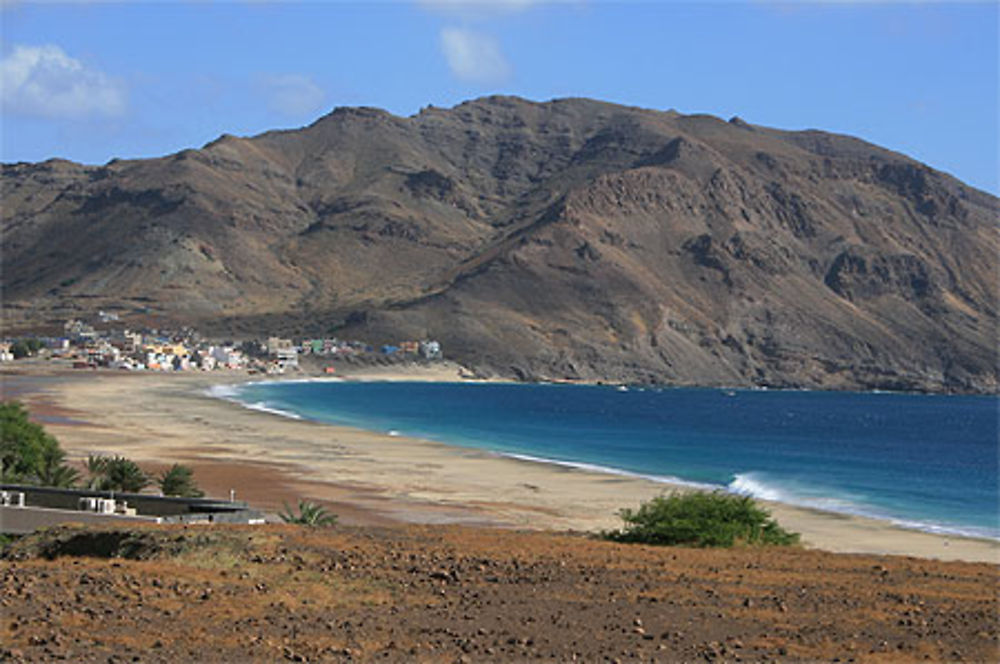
[2,96,997,392]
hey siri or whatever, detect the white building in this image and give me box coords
[275,347,299,369]
[210,346,246,369]
[266,337,294,355]
[420,340,442,360]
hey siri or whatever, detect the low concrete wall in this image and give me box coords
[0,485,266,533]
[0,505,160,535]
[1,484,247,516]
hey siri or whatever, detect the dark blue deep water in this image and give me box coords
[220,381,999,539]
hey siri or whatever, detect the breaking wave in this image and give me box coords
[205,382,302,420]
[242,401,303,420]
[205,383,240,400]
[726,472,999,541]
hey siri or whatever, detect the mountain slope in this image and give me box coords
[3,96,997,392]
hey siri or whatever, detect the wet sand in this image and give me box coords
[2,362,997,563]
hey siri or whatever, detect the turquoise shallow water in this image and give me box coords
[217,381,999,540]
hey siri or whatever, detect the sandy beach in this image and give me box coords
[2,361,997,564]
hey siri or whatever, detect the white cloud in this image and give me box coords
[258,73,325,117]
[0,44,126,118]
[440,28,511,84]
[420,0,542,13]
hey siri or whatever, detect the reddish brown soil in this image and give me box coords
[2,524,997,663]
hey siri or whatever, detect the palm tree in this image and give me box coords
[279,499,337,527]
[85,454,149,493]
[157,464,204,498]
[103,456,149,493]
[35,443,80,488]
[84,454,110,489]
[40,464,81,488]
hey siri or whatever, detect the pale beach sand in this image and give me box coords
[2,362,997,564]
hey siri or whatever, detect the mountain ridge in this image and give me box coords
[3,96,997,392]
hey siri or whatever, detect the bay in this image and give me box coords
[223,381,999,540]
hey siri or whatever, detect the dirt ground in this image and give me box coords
[2,523,997,663]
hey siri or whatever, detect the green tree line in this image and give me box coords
[1,401,202,497]
[8,339,45,360]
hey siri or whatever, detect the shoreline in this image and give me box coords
[1,362,997,563]
[223,372,1000,543]
[222,384,1000,542]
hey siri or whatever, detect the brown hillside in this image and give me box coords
[2,96,997,391]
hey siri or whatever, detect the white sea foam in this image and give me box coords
[205,383,241,400]
[243,401,303,420]
[249,377,343,387]
[204,381,306,421]
[727,472,787,501]
[728,472,875,515]
[204,377,344,403]
[885,518,1000,541]
[726,471,1000,541]
[500,452,717,491]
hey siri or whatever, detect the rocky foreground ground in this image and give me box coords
[1,524,997,663]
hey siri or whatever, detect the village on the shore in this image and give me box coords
[0,311,443,375]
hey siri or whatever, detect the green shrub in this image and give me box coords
[0,533,18,554]
[279,499,337,527]
[604,491,800,548]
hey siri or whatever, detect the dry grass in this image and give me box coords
[2,522,997,662]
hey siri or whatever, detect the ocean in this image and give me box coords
[217,380,999,540]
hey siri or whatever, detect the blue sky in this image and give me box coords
[1,1,997,194]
